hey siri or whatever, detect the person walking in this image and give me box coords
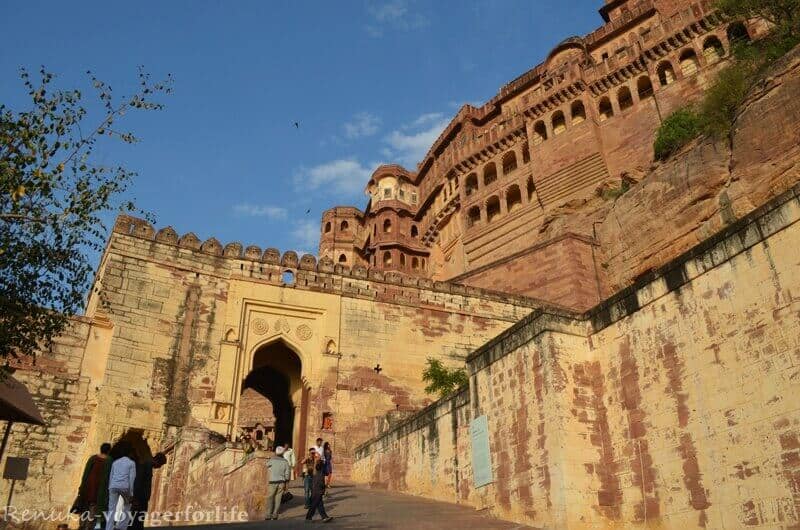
[265,446,290,521]
[105,442,136,530]
[322,442,333,495]
[76,443,111,530]
[305,450,332,523]
[130,452,166,530]
[283,444,296,481]
[300,448,316,509]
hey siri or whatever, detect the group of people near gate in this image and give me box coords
[72,436,334,528]
[72,441,166,530]
[266,437,334,522]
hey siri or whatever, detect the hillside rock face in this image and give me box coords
[585,45,800,297]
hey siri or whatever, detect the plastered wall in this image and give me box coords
[354,185,800,529]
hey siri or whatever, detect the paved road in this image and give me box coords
[179,483,533,530]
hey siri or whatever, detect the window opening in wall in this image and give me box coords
[282,270,295,285]
[598,97,613,121]
[601,52,609,61]
[486,196,501,222]
[383,188,391,198]
[399,189,405,200]
[467,206,481,228]
[411,225,418,237]
[465,173,478,196]
[321,412,333,430]
[324,222,331,233]
[727,22,750,46]
[422,258,426,270]
[527,177,536,202]
[679,49,699,76]
[522,144,530,163]
[411,193,418,204]
[383,219,392,233]
[552,111,566,134]
[412,257,419,270]
[340,220,349,231]
[483,162,497,186]
[533,121,547,144]
[637,76,653,100]
[618,87,633,111]
[506,186,522,213]
[502,151,517,174]
[338,254,347,263]
[703,36,725,64]
[400,254,406,267]
[657,62,676,86]
[382,251,392,266]
[571,101,586,124]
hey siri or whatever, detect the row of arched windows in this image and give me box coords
[378,219,418,237]
[464,145,529,198]
[530,35,730,141]
[465,177,536,228]
[377,251,426,271]
[324,220,350,233]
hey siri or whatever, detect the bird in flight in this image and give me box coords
[294,122,300,129]
[305,209,311,214]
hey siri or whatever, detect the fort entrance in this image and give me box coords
[240,340,308,452]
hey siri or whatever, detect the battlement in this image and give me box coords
[110,215,558,312]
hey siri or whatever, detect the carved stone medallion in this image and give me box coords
[296,324,313,341]
[251,318,269,335]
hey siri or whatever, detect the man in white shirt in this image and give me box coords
[313,438,325,462]
[106,442,137,530]
[283,444,296,480]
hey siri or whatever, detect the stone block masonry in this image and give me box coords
[353,184,800,529]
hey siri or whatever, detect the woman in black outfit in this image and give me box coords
[306,452,333,523]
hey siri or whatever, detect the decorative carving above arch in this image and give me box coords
[251,318,269,336]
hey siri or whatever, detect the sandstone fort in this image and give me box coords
[3,0,800,527]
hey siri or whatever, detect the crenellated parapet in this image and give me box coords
[110,215,554,311]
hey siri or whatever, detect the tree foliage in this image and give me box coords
[653,107,702,160]
[422,358,469,398]
[0,67,172,363]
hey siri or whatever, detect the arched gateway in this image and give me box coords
[238,339,310,455]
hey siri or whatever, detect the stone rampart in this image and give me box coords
[353,183,800,528]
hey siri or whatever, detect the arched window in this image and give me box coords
[467,206,481,228]
[324,222,332,233]
[522,143,530,163]
[571,101,586,124]
[422,258,426,270]
[412,257,419,270]
[338,254,347,263]
[486,196,501,222]
[533,121,547,145]
[340,220,349,231]
[727,22,750,46]
[383,219,392,233]
[637,76,653,100]
[411,225,418,237]
[598,97,613,121]
[657,61,676,86]
[502,151,517,174]
[400,254,406,267]
[703,36,725,64]
[679,49,699,77]
[465,173,478,196]
[618,86,633,111]
[506,185,522,213]
[483,162,497,186]
[383,251,392,266]
[552,111,566,135]
[527,176,536,202]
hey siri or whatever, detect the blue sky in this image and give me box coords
[2,0,600,256]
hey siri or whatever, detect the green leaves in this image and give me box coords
[422,358,469,399]
[0,67,171,361]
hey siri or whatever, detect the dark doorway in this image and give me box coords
[242,340,303,448]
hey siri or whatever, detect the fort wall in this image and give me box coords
[353,183,800,528]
